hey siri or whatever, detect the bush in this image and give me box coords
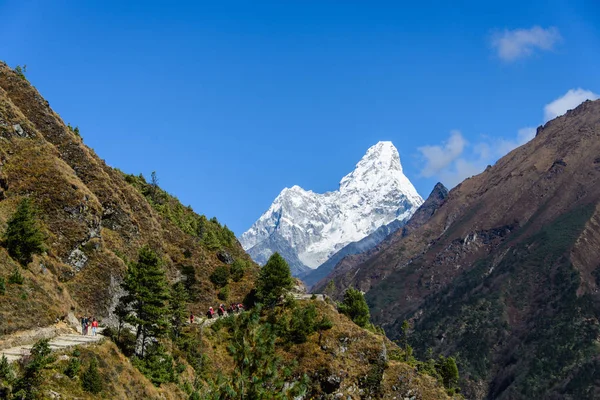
[0,277,5,295]
[230,259,246,282]
[338,288,370,328]
[4,198,46,265]
[8,269,24,285]
[210,266,229,288]
[64,357,81,378]
[218,285,230,301]
[82,357,103,394]
[286,304,318,344]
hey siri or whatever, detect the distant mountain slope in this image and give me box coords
[320,99,600,399]
[300,218,404,288]
[311,182,448,292]
[240,141,423,275]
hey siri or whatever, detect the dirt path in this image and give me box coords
[1,333,104,362]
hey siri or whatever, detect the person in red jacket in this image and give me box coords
[91,318,99,336]
[189,312,194,324]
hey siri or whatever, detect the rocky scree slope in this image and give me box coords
[321,99,600,399]
[240,141,423,276]
[0,62,257,335]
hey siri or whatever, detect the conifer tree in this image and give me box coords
[4,198,45,265]
[116,245,170,357]
[13,339,52,398]
[256,253,293,307]
[338,288,371,328]
[169,281,189,339]
[82,357,103,394]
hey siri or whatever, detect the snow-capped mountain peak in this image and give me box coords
[239,142,423,275]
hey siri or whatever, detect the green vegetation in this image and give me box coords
[338,288,371,328]
[230,258,247,282]
[4,198,45,265]
[206,307,308,399]
[169,281,189,339]
[64,357,81,379]
[67,123,80,137]
[218,285,229,301]
[116,246,170,357]
[131,344,176,387]
[256,253,293,307]
[209,265,229,288]
[121,172,236,250]
[81,357,103,394]
[12,339,53,399]
[8,269,24,285]
[403,204,597,397]
[0,277,5,295]
[0,355,15,398]
[13,65,27,80]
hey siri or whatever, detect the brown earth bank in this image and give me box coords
[319,98,600,399]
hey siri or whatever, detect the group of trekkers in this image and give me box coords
[80,315,99,336]
[203,303,245,320]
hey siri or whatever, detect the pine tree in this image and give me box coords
[4,198,45,265]
[338,288,371,328]
[256,253,293,307]
[13,339,52,398]
[82,357,103,394]
[169,281,189,339]
[116,245,170,357]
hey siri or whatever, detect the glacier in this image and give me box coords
[239,141,423,274]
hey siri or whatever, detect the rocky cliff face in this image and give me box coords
[240,142,423,275]
[321,99,600,399]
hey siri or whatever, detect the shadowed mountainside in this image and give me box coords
[318,99,600,399]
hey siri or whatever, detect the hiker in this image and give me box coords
[238,303,244,312]
[88,316,93,335]
[218,304,225,317]
[83,316,89,335]
[206,307,214,319]
[190,312,194,324]
[91,318,98,336]
[80,316,86,335]
[228,304,235,314]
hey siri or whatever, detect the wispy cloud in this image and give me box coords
[418,130,466,177]
[544,88,599,122]
[491,26,561,62]
[417,88,598,188]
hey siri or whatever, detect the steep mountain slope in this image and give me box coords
[300,218,404,288]
[313,182,448,293]
[0,63,455,400]
[240,141,423,275]
[0,62,256,334]
[321,99,600,399]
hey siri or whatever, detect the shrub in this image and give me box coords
[230,259,246,282]
[0,277,5,295]
[82,357,103,394]
[4,198,45,265]
[64,357,81,378]
[338,288,370,328]
[218,285,230,301]
[14,65,27,80]
[210,266,229,288]
[13,339,52,398]
[8,269,24,285]
[286,304,318,344]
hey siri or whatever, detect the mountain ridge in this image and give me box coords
[240,141,423,275]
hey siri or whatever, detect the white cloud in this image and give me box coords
[418,130,466,177]
[491,26,561,62]
[543,88,599,122]
[417,88,598,188]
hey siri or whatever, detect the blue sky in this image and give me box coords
[1,0,599,235]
